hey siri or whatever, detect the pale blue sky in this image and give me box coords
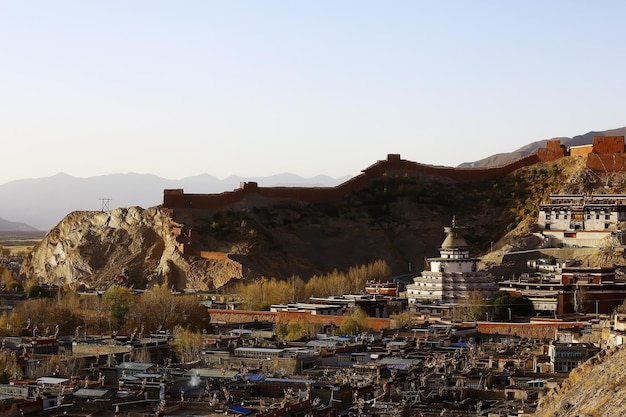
[2,1,625,184]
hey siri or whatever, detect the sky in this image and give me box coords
[2,1,626,185]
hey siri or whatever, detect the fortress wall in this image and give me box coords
[163,189,186,207]
[545,139,566,151]
[570,144,593,157]
[162,150,552,210]
[592,136,625,154]
[360,153,543,182]
[586,153,626,172]
[257,186,345,203]
[584,136,626,172]
[163,188,246,209]
[537,140,567,161]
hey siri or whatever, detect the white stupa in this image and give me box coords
[406,217,497,304]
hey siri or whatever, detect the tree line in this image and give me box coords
[233,259,392,311]
[0,284,210,339]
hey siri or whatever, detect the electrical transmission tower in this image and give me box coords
[99,198,112,212]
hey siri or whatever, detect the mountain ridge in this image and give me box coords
[0,217,39,232]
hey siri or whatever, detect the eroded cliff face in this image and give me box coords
[19,207,243,290]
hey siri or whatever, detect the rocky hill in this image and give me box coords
[533,344,626,417]
[17,154,626,291]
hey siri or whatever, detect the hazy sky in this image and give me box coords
[2,1,626,185]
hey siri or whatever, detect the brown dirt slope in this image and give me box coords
[534,345,626,417]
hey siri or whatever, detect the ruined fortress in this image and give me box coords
[162,136,626,211]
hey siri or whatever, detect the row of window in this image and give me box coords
[555,351,585,359]
[546,214,611,220]
[411,291,485,297]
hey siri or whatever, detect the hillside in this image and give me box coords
[533,345,626,417]
[19,153,616,291]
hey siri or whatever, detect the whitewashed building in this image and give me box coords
[405,218,497,304]
[537,194,626,247]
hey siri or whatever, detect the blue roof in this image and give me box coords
[228,405,253,415]
[244,373,266,382]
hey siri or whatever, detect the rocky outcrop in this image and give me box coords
[533,345,626,416]
[19,206,243,290]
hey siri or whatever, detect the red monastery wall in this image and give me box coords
[208,309,390,332]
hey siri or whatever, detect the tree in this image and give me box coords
[489,291,535,321]
[174,294,212,332]
[0,267,14,288]
[304,260,393,299]
[127,284,210,333]
[390,311,415,329]
[0,351,22,383]
[336,307,369,336]
[453,290,487,322]
[26,285,51,298]
[274,318,316,341]
[171,326,204,364]
[102,286,135,330]
[11,297,82,336]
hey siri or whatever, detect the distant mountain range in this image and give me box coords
[0,217,39,232]
[3,126,625,231]
[0,173,351,231]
